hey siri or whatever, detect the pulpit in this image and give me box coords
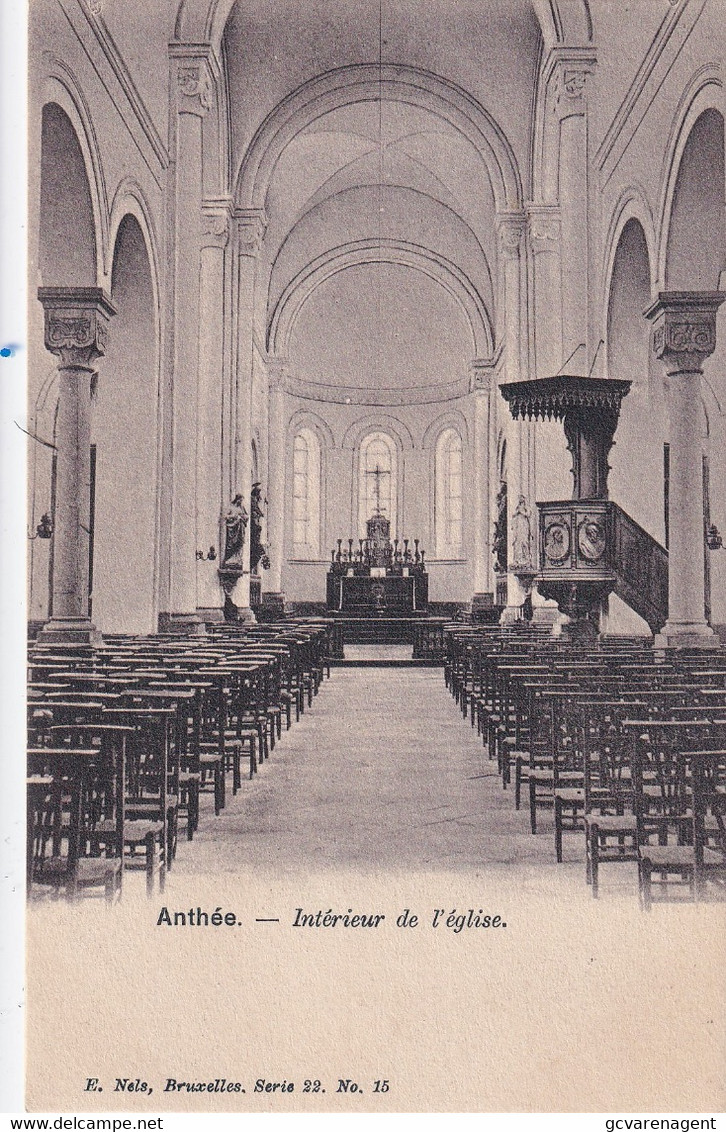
[326,515,428,615]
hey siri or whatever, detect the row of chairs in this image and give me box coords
[444,625,726,909]
[27,618,334,902]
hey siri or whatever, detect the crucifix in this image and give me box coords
[366,463,390,516]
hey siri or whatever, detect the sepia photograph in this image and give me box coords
[13,0,726,1116]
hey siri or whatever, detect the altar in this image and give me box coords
[326,512,428,616]
[326,571,428,614]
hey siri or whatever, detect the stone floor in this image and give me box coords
[172,660,629,895]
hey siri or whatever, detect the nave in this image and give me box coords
[172,661,556,879]
[27,618,726,911]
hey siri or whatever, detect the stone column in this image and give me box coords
[36,287,115,644]
[231,208,267,621]
[196,206,230,623]
[163,51,212,633]
[645,292,725,647]
[265,356,287,608]
[470,359,495,607]
[552,55,595,368]
[497,214,532,617]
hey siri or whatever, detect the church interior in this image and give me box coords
[25,0,726,910]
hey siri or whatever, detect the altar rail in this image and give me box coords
[412,619,448,661]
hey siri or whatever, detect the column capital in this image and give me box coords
[233,208,268,258]
[644,291,725,375]
[525,204,561,254]
[38,287,116,369]
[173,55,213,117]
[469,357,497,393]
[496,212,526,259]
[201,205,231,248]
[546,50,596,120]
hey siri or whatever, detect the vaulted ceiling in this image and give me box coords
[219,0,543,395]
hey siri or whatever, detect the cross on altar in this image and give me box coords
[365,463,390,516]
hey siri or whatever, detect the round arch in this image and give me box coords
[108,178,162,320]
[286,408,336,450]
[421,409,470,451]
[176,0,594,55]
[41,61,110,278]
[531,0,593,48]
[268,239,493,358]
[234,65,523,214]
[656,68,723,289]
[601,185,657,328]
[341,414,415,452]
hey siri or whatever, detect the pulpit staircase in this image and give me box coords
[608,502,668,634]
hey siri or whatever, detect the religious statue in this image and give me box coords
[250,482,270,573]
[222,493,248,567]
[511,495,533,569]
[492,483,508,574]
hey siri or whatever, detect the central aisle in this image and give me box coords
[176,665,572,877]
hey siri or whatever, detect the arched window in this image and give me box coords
[292,428,321,556]
[435,428,463,557]
[358,431,397,536]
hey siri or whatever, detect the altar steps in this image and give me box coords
[329,616,426,644]
[331,658,443,668]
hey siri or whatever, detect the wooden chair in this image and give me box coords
[580,704,639,896]
[631,721,721,911]
[52,721,167,897]
[27,743,124,904]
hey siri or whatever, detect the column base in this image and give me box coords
[235,606,257,624]
[654,622,719,650]
[197,606,225,624]
[36,618,102,646]
[260,593,286,620]
[531,606,563,630]
[469,592,500,625]
[157,612,207,636]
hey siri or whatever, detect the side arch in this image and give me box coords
[656,67,723,289]
[41,60,110,278]
[108,178,162,320]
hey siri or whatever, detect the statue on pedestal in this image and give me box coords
[250,482,270,573]
[511,495,533,570]
[492,484,508,575]
[222,494,248,567]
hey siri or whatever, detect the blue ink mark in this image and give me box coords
[0,344,21,358]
